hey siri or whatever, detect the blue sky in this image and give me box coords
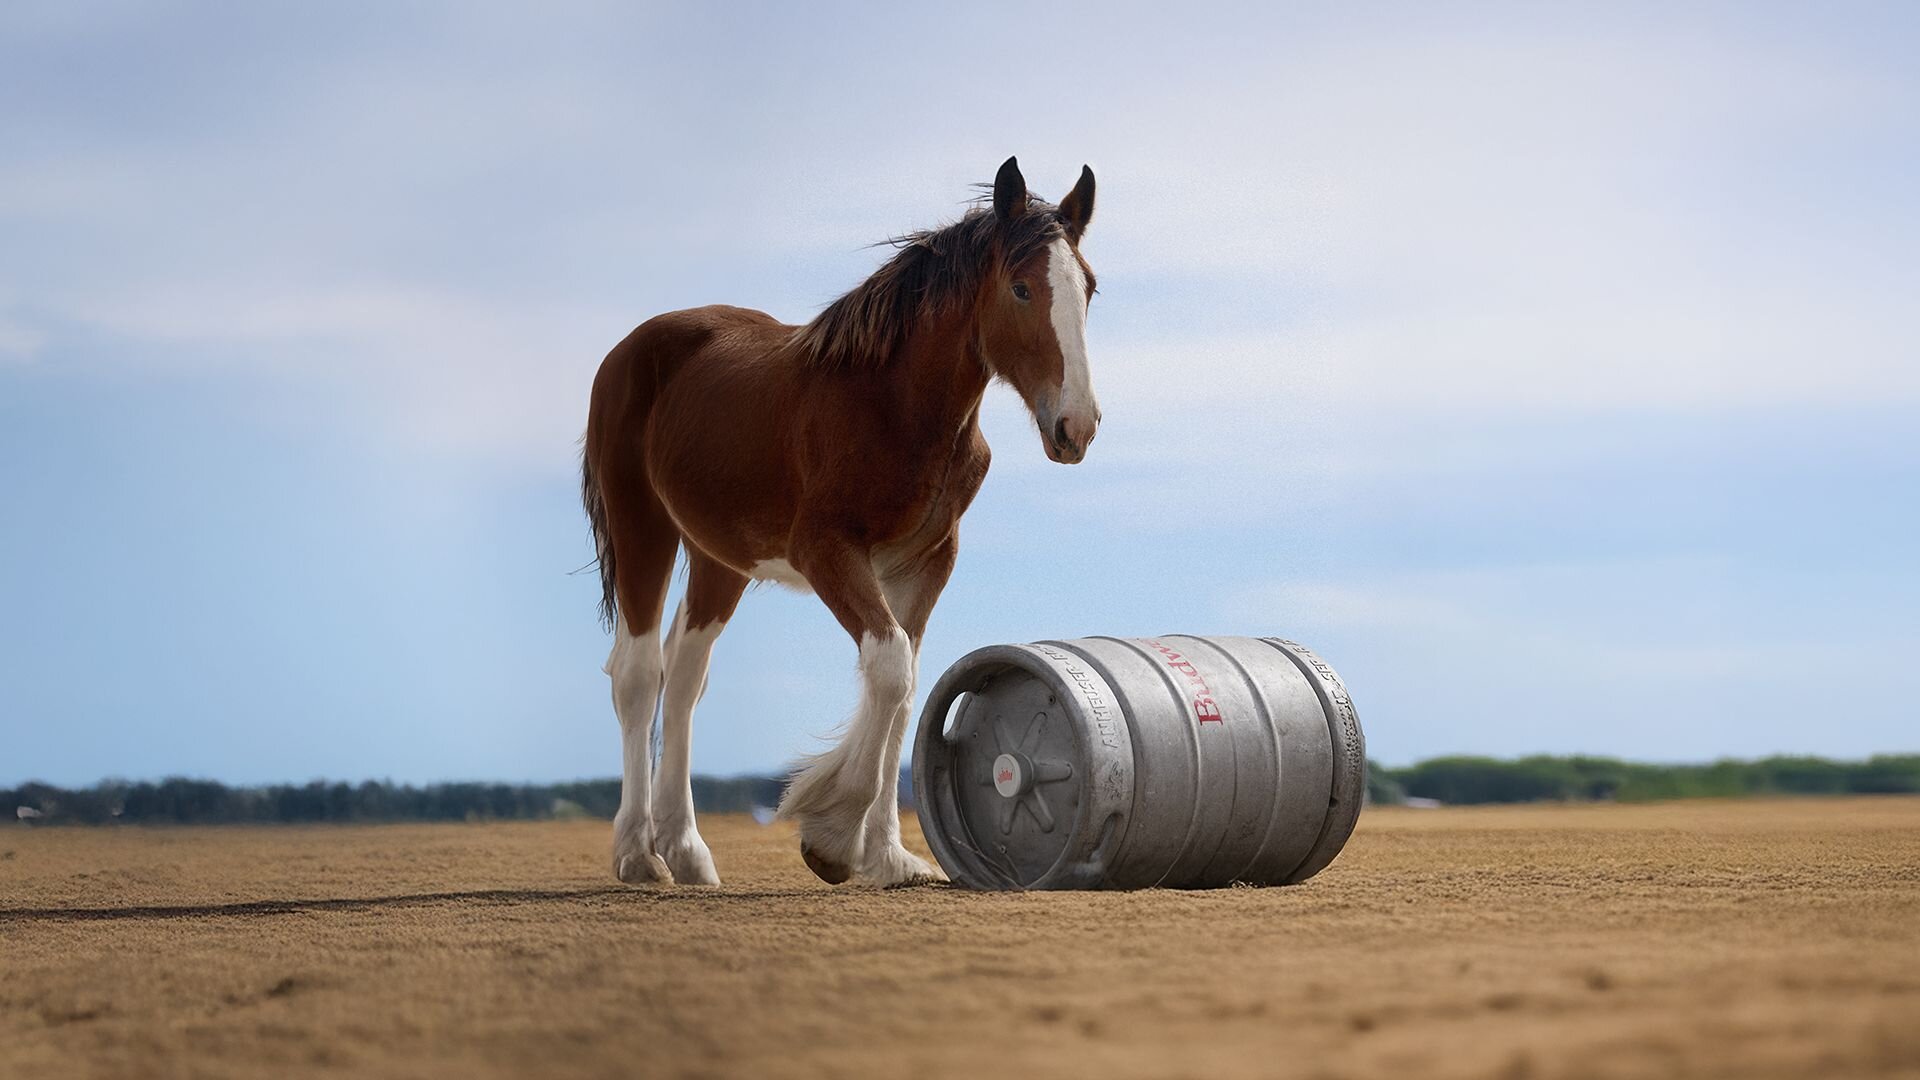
[3,2,1915,785]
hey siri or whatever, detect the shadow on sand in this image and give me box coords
[0,884,868,925]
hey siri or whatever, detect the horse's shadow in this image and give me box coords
[0,883,917,925]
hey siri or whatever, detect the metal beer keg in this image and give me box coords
[912,636,1364,890]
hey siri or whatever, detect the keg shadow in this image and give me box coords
[0,884,835,925]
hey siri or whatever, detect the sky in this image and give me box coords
[2,2,1916,786]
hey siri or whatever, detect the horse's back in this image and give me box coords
[594,305,789,408]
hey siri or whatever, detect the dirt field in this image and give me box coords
[3,799,1917,1080]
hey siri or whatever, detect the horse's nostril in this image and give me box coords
[1054,417,1071,447]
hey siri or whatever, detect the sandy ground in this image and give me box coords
[3,798,1918,1080]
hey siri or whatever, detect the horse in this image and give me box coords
[581,156,1100,886]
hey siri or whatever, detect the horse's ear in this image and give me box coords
[992,156,1028,222]
[1060,165,1096,240]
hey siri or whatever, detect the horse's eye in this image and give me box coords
[1011,282,1032,302]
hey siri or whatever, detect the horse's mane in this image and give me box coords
[791,194,1065,370]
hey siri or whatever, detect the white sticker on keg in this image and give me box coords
[993,753,1023,798]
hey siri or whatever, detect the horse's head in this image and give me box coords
[976,156,1101,465]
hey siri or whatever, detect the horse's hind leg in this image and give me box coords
[600,491,680,885]
[652,551,747,886]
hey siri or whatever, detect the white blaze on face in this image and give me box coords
[1046,237,1098,431]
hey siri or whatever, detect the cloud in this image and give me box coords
[43,278,629,459]
[1222,560,1920,761]
[1231,554,1917,672]
[0,321,42,363]
[0,293,43,362]
[2,3,1914,470]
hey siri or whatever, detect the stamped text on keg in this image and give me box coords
[1038,646,1122,748]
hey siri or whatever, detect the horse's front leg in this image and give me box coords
[777,535,921,885]
[860,543,960,885]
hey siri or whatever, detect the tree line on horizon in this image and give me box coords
[1364,753,1920,806]
[7,754,1918,826]
[3,775,783,826]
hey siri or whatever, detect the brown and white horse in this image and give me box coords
[581,157,1100,886]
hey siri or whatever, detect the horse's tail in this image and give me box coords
[580,448,618,631]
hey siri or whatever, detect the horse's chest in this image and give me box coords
[888,437,989,541]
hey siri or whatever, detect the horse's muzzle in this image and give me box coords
[1043,412,1098,465]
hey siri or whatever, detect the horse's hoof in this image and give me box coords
[800,841,852,884]
[615,850,674,886]
[859,843,948,888]
[883,872,948,890]
[657,832,722,886]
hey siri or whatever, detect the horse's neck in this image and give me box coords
[890,309,990,445]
